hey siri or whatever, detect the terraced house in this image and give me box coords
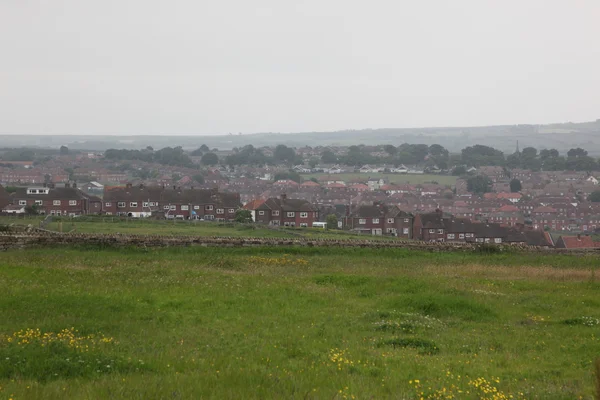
[8,183,102,216]
[343,203,413,237]
[253,194,318,227]
[103,184,240,220]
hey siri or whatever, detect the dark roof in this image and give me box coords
[257,197,317,212]
[0,184,10,208]
[104,186,240,207]
[13,187,90,201]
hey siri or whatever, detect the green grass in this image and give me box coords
[304,172,457,186]
[1,246,599,399]
[43,217,396,241]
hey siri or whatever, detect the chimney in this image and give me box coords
[281,193,287,202]
[72,182,77,189]
[65,182,70,188]
[577,233,581,240]
[126,183,132,189]
[139,183,144,189]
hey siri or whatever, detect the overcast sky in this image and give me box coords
[1,1,599,135]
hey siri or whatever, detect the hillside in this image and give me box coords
[1,120,599,154]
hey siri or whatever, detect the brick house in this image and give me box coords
[343,203,413,237]
[0,184,10,209]
[10,183,102,216]
[253,194,318,227]
[103,184,240,220]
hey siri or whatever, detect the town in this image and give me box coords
[2,142,599,249]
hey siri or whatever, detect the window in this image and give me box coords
[181,205,189,211]
[130,202,137,207]
[300,223,308,227]
[19,200,27,206]
[437,229,444,234]
[386,228,396,233]
[35,200,43,206]
[287,212,295,217]
[258,211,265,216]
[404,218,409,223]
[105,202,111,207]
[494,238,502,244]
[476,238,484,243]
[164,205,170,210]
[300,212,308,218]
[69,200,77,206]
[194,205,200,210]
[372,218,380,224]
[170,205,176,210]
[105,212,112,215]
[205,205,214,211]
[53,200,61,206]
[459,233,465,239]
[289,222,296,226]
[228,209,235,214]
[216,209,224,214]
[403,228,409,235]
[56,210,61,216]
[387,218,394,223]
[143,202,149,207]
[429,229,435,233]
[447,234,455,239]
[272,210,280,216]
[359,218,366,224]
[118,202,125,208]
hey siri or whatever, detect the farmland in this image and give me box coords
[1,246,599,399]
[304,173,457,187]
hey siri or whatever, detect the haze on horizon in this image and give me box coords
[1,0,599,136]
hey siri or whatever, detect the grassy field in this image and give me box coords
[1,246,600,399]
[304,173,457,187]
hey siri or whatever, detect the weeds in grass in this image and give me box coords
[378,337,440,355]
[564,317,600,327]
[411,372,517,400]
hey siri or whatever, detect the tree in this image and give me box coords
[273,145,296,164]
[321,150,337,164]
[146,146,154,151]
[274,171,301,183]
[588,191,600,202]
[567,148,588,158]
[466,175,493,194]
[234,209,253,223]
[451,166,467,176]
[190,147,204,156]
[461,145,505,167]
[192,174,205,184]
[24,204,39,215]
[59,145,69,155]
[429,144,449,157]
[326,214,338,230]
[201,152,219,166]
[308,157,319,169]
[200,144,210,152]
[510,178,522,193]
[383,145,397,156]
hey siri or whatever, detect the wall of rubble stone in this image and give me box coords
[1,231,594,254]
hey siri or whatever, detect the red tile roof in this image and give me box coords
[559,235,597,249]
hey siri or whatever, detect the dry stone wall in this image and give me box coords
[0,232,591,254]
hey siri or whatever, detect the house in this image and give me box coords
[10,183,102,216]
[242,198,266,222]
[0,184,10,209]
[103,184,240,220]
[1,204,25,214]
[253,194,319,227]
[343,203,413,237]
[586,176,598,185]
[555,234,599,249]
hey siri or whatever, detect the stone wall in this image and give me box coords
[1,231,590,254]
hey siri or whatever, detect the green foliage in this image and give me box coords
[192,174,205,184]
[383,145,397,156]
[451,166,467,176]
[320,150,337,164]
[326,214,338,230]
[226,145,269,166]
[377,338,439,355]
[59,145,69,155]
[510,178,522,193]
[274,170,302,183]
[24,204,39,215]
[1,149,35,161]
[234,209,253,223]
[568,148,588,158]
[466,175,493,194]
[588,191,600,203]
[461,145,505,167]
[273,145,297,165]
[104,147,193,167]
[201,152,219,166]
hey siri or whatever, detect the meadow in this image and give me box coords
[1,246,600,399]
[304,173,457,187]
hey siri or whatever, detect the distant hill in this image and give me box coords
[2,120,599,154]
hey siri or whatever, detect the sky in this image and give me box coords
[1,0,599,135]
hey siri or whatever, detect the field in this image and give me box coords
[0,215,396,241]
[1,246,600,399]
[304,173,457,187]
